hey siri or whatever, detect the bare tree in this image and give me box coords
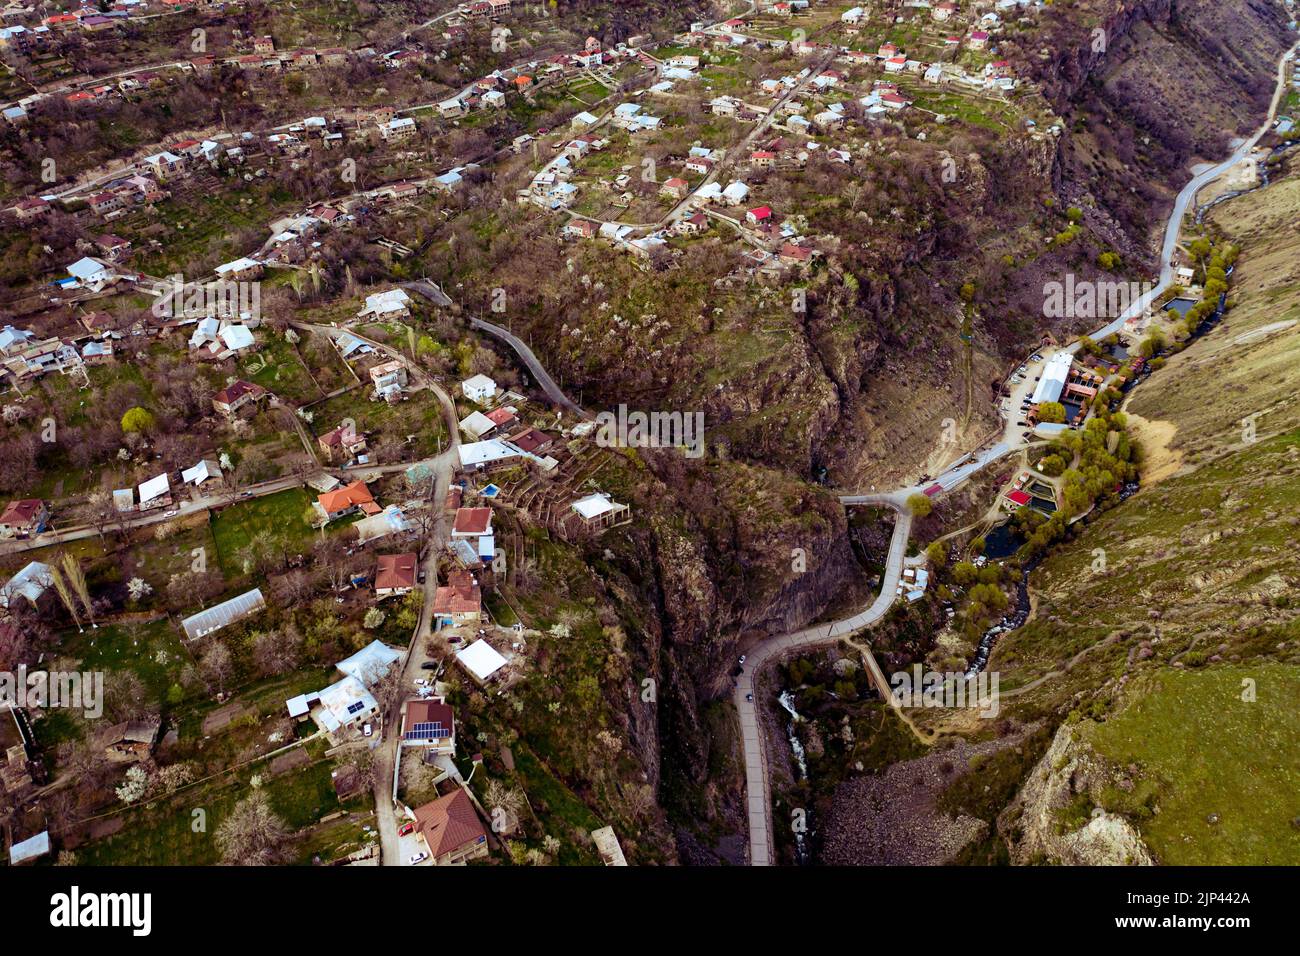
[215,791,291,866]
[200,641,233,698]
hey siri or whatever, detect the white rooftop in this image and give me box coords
[459,439,522,468]
[0,561,53,608]
[181,459,222,485]
[8,830,49,866]
[572,492,622,519]
[456,638,507,682]
[1031,350,1074,405]
[214,256,260,275]
[180,588,266,640]
[138,472,170,504]
[336,639,402,685]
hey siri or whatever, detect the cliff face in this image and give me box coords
[1036,0,1292,253]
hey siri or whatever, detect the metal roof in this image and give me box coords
[181,588,266,640]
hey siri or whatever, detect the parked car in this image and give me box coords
[408,852,428,865]
[362,723,372,737]
[745,693,754,702]
[163,510,178,518]
[399,822,415,837]
[420,661,438,670]
[738,654,747,665]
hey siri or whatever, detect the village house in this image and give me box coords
[685,156,714,176]
[932,1,958,22]
[433,568,484,627]
[661,177,690,200]
[676,211,709,235]
[408,789,488,865]
[10,196,49,220]
[318,425,369,464]
[0,499,49,538]
[563,218,599,240]
[316,480,380,523]
[400,696,455,753]
[180,459,223,489]
[357,287,412,320]
[380,117,417,141]
[375,553,418,598]
[88,191,127,217]
[212,380,269,417]
[369,360,409,402]
[141,150,184,180]
[214,257,263,282]
[95,234,132,260]
[461,373,498,403]
[94,719,160,763]
[570,492,631,532]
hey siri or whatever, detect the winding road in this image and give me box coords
[732,39,1299,866]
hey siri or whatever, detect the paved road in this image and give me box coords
[370,444,456,867]
[0,457,431,557]
[733,493,912,866]
[1087,41,1299,343]
[733,40,1300,865]
[403,279,591,420]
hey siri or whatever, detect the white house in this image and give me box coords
[358,288,412,320]
[461,374,497,403]
[721,181,750,205]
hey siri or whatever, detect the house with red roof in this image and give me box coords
[212,380,268,417]
[375,553,418,597]
[400,697,455,753]
[1005,488,1032,509]
[0,499,49,538]
[316,481,380,523]
[409,788,487,865]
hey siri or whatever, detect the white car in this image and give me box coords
[163,510,178,518]
[362,723,372,737]
[408,852,428,865]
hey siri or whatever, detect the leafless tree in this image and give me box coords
[215,791,291,866]
[200,641,234,698]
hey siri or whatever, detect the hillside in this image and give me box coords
[981,164,1300,865]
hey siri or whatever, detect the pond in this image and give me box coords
[981,521,1025,559]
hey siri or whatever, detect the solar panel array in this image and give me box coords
[405,720,449,741]
[347,700,367,715]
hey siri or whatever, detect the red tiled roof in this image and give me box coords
[505,428,551,454]
[452,507,492,535]
[375,553,418,591]
[413,789,484,859]
[318,480,374,515]
[0,499,44,526]
[213,380,267,405]
[433,572,481,616]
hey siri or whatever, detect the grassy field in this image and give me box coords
[210,487,317,573]
[1082,664,1300,864]
[77,753,349,865]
